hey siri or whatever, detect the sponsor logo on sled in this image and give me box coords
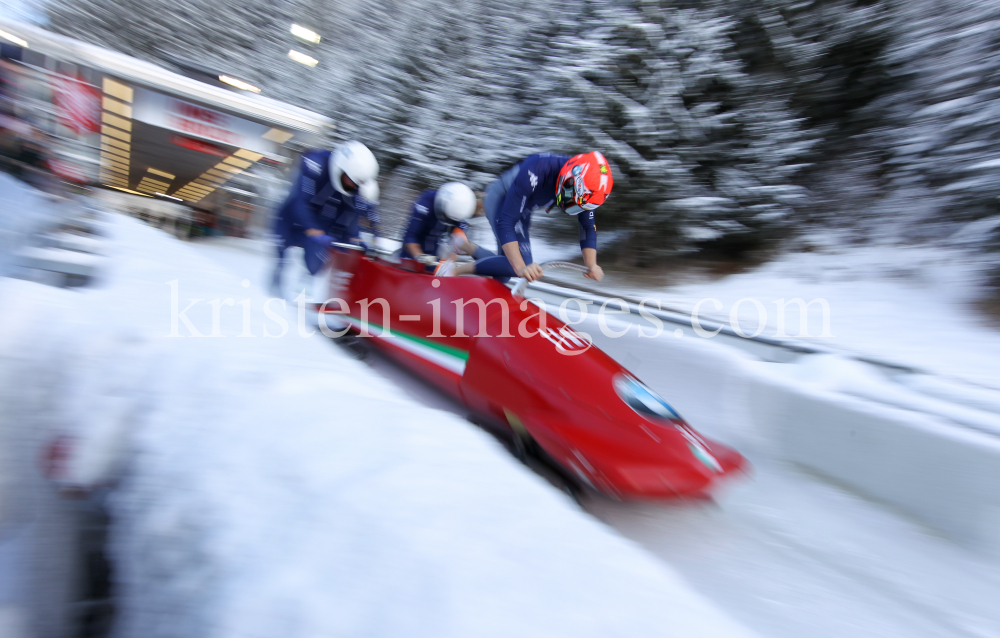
[538,325,592,355]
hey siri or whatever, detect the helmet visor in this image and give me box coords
[558,178,599,215]
[340,173,359,194]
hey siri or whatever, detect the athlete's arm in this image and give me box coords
[405,242,424,258]
[578,210,601,280]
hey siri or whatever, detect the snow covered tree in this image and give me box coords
[701,0,899,229]
[549,3,811,262]
[45,0,822,256]
[877,0,1000,233]
[717,0,897,139]
[344,0,550,190]
[46,0,356,114]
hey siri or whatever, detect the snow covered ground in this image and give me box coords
[0,210,760,637]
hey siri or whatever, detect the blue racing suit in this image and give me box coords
[402,190,470,256]
[272,149,379,281]
[475,153,597,280]
[402,189,495,268]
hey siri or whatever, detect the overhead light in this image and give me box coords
[0,30,28,48]
[290,24,321,44]
[263,128,294,144]
[288,50,318,67]
[223,156,252,169]
[219,75,261,94]
[155,193,183,202]
[234,149,264,162]
[224,186,257,197]
[103,136,129,151]
[101,125,130,142]
[102,112,132,132]
[102,97,132,118]
[102,144,129,159]
[107,185,150,197]
[102,78,133,103]
[147,168,175,179]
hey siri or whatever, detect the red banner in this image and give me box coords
[47,157,88,184]
[170,134,229,157]
[52,75,101,135]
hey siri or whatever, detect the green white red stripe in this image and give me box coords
[338,316,469,376]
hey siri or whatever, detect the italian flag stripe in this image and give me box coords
[338,316,469,376]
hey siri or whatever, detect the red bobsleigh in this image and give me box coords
[318,248,747,499]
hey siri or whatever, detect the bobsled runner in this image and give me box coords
[317,246,747,499]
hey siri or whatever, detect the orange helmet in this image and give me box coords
[555,151,613,215]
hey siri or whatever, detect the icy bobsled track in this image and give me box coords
[586,466,1000,638]
[313,267,1000,638]
[517,284,1000,637]
[350,333,1000,638]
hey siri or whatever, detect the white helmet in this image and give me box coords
[330,141,379,196]
[359,181,379,204]
[434,182,476,224]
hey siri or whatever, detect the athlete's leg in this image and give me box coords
[302,240,329,275]
[271,243,288,296]
[472,232,531,282]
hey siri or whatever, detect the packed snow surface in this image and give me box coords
[0,212,758,638]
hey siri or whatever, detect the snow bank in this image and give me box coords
[0,278,75,533]
[0,212,758,638]
[599,243,1000,389]
[0,174,65,278]
[742,356,1000,557]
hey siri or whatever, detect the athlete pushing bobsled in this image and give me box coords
[434,152,613,283]
[270,140,381,298]
[401,182,494,271]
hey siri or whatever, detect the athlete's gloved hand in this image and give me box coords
[416,254,438,266]
[308,233,335,247]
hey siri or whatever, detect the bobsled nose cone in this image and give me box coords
[714,440,751,475]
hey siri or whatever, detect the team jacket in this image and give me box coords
[402,189,470,256]
[495,153,597,250]
[273,149,379,246]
